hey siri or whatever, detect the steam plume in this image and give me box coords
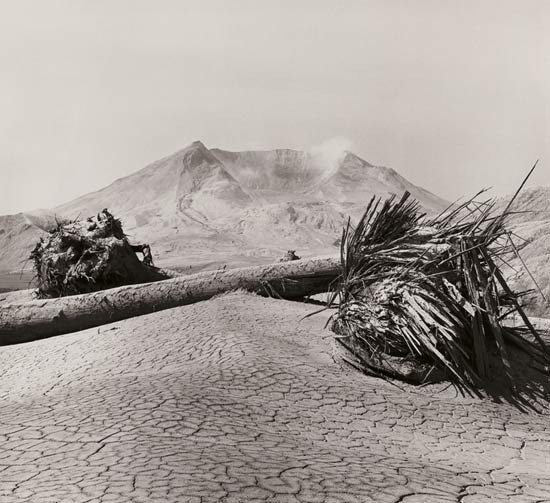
[309,137,353,180]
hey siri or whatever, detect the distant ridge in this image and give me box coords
[494,187,550,316]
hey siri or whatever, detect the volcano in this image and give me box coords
[0,141,447,275]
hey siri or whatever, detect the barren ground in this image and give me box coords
[0,292,549,502]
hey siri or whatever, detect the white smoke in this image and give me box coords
[309,137,353,180]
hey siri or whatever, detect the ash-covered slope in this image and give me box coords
[495,187,550,316]
[0,141,447,273]
[56,141,251,229]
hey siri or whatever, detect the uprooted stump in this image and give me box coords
[279,250,301,262]
[30,209,169,297]
[329,190,550,392]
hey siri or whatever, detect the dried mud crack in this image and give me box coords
[0,292,549,502]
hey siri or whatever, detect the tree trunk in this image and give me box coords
[0,257,340,345]
[332,337,447,384]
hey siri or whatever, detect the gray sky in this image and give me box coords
[0,0,548,214]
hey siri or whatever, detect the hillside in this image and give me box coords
[0,141,447,276]
[0,210,57,274]
[495,187,550,316]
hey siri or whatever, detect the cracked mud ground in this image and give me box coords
[0,292,549,502]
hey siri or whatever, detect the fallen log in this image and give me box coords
[0,257,340,345]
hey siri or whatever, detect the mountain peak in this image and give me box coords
[179,140,224,170]
[188,140,208,150]
[341,151,373,168]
